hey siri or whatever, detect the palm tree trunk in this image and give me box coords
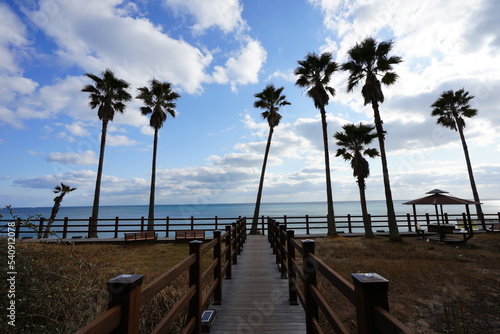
[319,106,336,236]
[90,120,108,238]
[251,128,274,234]
[148,128,159,230]
[457,126,485,229]
[371,101,401,241]
[43,196,62,238]
[357,178,374,238]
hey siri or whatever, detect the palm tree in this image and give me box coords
[294,52,339,236]
[431,88,485,228]
[250,84,291,234]
[341,37,403,241]
[137,79,180,230]
[334,123,379,238]
[43,183,77,238]
[82,69,131,238]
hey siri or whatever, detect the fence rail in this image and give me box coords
[76,218,246,334]
[1,212,498,239]
[268,218,413,334]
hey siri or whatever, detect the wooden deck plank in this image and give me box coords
[209,235,306,333]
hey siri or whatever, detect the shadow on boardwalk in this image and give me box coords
[209,235,306,334]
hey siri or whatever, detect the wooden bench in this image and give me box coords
[124,231,157,243]
[175,230,205,243]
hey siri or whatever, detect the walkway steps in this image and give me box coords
[209,235,306,333]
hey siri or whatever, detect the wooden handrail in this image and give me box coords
[76,218,247,334]
[269,218,414,334]
[4,212,497,239]
[75,305,122,334]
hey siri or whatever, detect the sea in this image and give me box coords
[1,199,499,221]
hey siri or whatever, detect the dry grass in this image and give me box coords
[2,234,498,333]
[0,240,208,333]
[314,233,500,333]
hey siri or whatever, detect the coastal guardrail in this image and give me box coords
[1,212,498,239]
[268,218,413,333]
[76,218,246,333]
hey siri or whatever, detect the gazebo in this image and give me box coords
[403,189,481,242]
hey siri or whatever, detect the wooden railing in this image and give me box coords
[75,218,246,334]
[268,218,413,334]
[2,212,498,239]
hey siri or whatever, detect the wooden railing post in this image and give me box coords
[274,223,281,265]
[352,273,389,334]
[268,218,274,250]
[232,222,238,264]
[38,218,45,238]
[191,216,195,230]
[213,230,222,305]
[348,214,352,234]
[287,230,298,305]
[87,217,92,238]
[225,225,232,279]
[215,216,218,230]
[62,217,69,239]
[261,215,265,235]
[302,240,318,334]
[279,224,287,279]
[15,218,21,239]
[305,215,310,235]
[114,217,119,238]
[106,274,144,334]
[189,240,203,334]
[267,217,272,243]
[406,213,412,232]
[166,217,170,238]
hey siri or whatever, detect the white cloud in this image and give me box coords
[265,69,295,83]
[28,0,213,94]
[0,3,28,74]
[212,38,267,92]
[65,121,90,137]
[164,0,244,34]
[106,134,139,147]
[47,150,98,166]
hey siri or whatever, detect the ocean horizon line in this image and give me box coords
[3,199,412,210]
[1,197,500,211]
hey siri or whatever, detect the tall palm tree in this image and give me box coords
[137,79,180,230]
[431,88,485,228]
[250,84,291,234]
[334,123,379,238]
[82,69,131,238]
[341,37,403,241]
[43,183,77,238]
[294,52,339,236]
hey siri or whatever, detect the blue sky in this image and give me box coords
[1,0,499,208]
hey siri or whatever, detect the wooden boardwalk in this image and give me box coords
[209,235,306,333]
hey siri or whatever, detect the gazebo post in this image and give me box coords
[412,205,417,227]
[465,205,474,236]
[434,205,440,225]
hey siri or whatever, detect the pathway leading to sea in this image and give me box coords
[209,235,306,334]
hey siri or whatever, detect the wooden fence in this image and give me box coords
[2,212,498,239]
[75,218,246,334]
[268,218,413,334]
